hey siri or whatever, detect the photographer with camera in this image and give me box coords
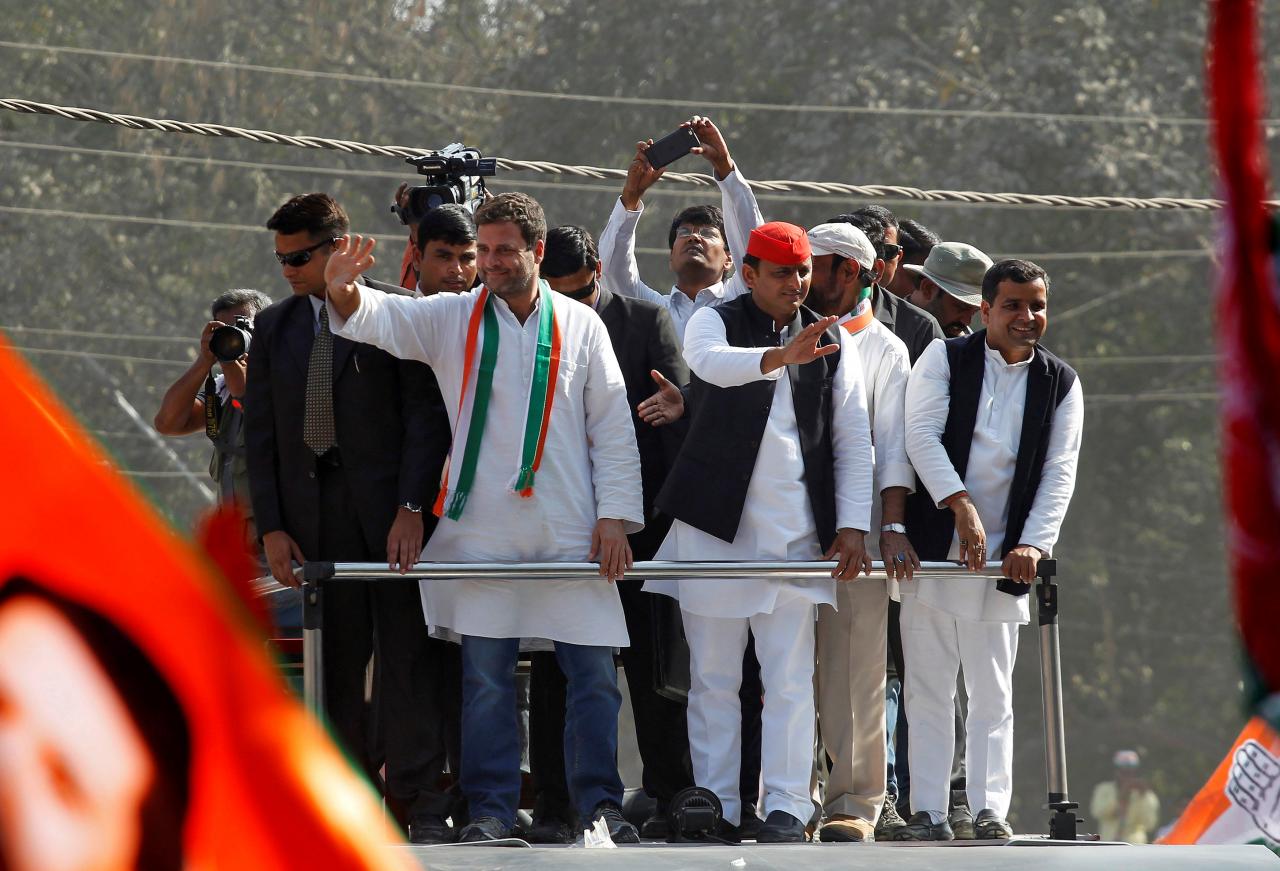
[154,288,273,535]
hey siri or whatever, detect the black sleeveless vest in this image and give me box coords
[655,295,844,550]
[905,329,1077,596]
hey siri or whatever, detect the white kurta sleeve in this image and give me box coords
[905,338,967,506]
[868,333,916,494]
[582,317,646,533]
[682,305,783,388]
[598,197,667,306]
[329,283,459,369]
[832,330,875,533]
[716,167,762,304]
[1016,376,1084,555]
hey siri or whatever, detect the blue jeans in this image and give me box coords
[460,636,624,827]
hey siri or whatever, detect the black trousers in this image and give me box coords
[317,462,462,818]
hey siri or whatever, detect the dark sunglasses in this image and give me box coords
[274,237,338,268]
[880,243,903,260]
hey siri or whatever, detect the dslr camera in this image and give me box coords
[209,316,253,363]
[391,143,497,224]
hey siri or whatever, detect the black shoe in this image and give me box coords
[639,812,671,840]
[408,814,453,845]
[875,800,907,838]
[738,808,762,841]
[756,810,807,843]
[890,811,954,841]
[949,791,975,840]
[524,815,575,844]
[711,819,743,844]
[592,801,640,844]
[974,809,1013,840]
[456,816,512,843]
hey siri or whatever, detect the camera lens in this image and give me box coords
[209,326,248,362]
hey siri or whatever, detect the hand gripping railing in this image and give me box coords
[291,558,1079,839]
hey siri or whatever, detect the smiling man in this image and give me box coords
[896,259,1084,842]
[646,221,874,843]
[322,192,645,845]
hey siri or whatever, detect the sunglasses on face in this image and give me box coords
[274,238,338,268]
[880,243,903,260]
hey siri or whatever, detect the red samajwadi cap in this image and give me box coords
[747,221,811,266]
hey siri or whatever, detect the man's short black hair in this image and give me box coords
[852,204,898,232]
[898,219,941,265]
[475,192,547,247]
[542,225,600,278]
[668,204,726,249]
[265,192,349,240]
[827,212,888,258]
[211,288,272,319]
[415,204,476,252]
[982,259,1050,304]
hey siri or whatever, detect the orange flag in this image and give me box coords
[0,336,413,869]
[1158,718,1280,848]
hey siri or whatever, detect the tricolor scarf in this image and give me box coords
[839,284,875,335]
[433,280,562,520]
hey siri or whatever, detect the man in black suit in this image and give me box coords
[244,193,454,842]
[523,225,694,840]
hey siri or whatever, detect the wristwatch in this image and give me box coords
[399,502,422,514]
[880,523,907,534]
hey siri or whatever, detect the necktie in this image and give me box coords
[304,303,336,456]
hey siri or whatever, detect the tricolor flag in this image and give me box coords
[0,336,410,869]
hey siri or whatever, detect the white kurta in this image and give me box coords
[597,168,759,344]
[645,305,875,618]
[902,338,1084,623]
[330,285,645,646]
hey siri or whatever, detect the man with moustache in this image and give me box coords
[646,221,875,843]
[322,192,645,844]
[827,210,944,365]
[904,243,995,339]
[801,222,917,842]
[409,204,479,296]
[887,219,941,299]
[896,259,1083,841]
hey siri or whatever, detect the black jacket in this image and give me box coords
[873,285,945,365]
[593,285,688,559]
[244,291,450,557]
[656,294,843,551]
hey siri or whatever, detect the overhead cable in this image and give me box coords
[1,98,1264,211]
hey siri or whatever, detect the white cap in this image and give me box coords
[806,223,876,271]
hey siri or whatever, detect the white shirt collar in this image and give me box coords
[668,280,727,304]
[984,339,1034,370]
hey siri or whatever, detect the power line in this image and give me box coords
[1072,354,1218,366]
[0,39,1235,128]
[0,98,1255,211]
[2,139,1118,211]
[2,323,196,344]
[0,203,1214,262]
[1084,392,1219,404]
[13,345,191,367]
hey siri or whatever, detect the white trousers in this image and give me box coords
[900,595,1020,819]
[682,598,817,826]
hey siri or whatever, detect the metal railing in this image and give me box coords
[290,557,1079,840]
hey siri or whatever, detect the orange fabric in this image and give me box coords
[746,221,811,265]
[0,336,410,869]
[1158,717,1278,844]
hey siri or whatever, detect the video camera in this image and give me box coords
[391,143,497,225]
[209,316,253,363]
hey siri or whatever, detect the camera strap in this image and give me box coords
[204,371,222,441]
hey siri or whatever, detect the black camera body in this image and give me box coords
[210,316,253,363]
[391,143,498,225]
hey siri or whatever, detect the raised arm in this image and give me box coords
[597,142,668,306]
[689,116,761,303]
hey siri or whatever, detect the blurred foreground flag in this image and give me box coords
[0,337,410,869]
[1158,718,1280,848]
[1210,0,1280,727]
